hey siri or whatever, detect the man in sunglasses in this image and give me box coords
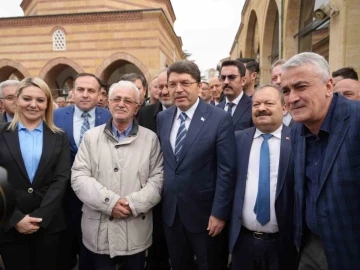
[217,60,253,131]
[0,80,18,123]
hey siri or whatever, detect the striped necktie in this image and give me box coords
[227,102,234,116]
[79,112,90,144]
[254,134,272,225]
[175,112,187,161]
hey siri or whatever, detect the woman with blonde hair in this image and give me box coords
[0,77,70,270]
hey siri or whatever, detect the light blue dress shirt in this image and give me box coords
[18,121,43,183]
[73,106,96,147]
[112,122,133,142]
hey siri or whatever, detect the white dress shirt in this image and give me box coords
[224,91,244,116]
[242,125,282,233]
[73,105,96,147]
[170,98,199,152]
[283,111,292,126]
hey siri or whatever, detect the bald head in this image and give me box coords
[333,79,360,101]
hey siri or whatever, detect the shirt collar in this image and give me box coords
[175,97,200,121]
[18,121,44,132]
[225,91,243,106]
[301,94,337,137]
[74,105,96,119]
[254,124,282,139]
[112,122,133,139]
[5,113,13,122]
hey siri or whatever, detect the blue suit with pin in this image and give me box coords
[157,98,236,270]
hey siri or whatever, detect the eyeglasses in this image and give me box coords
[219,75,240,82]
[109,97,138,106]
[168,81,198,90]
[158,84,168,91]
[0,95,15,101]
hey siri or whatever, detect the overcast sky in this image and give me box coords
[0,0,245,72]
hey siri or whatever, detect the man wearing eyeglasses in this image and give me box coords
[72,80,163,270]
[157,60,236,270]
[0,80,19,123]
[218,60,253,131]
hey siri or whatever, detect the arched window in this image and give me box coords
[53,29,66,51]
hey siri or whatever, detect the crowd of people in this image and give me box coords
[0,51,359,270]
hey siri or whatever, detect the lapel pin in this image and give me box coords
[201,117,205,121]
[286,136,290,140]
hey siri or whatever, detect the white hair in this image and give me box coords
[109,80,140,103]
[56,97,65,102]
[0,80,20,97]
[281,52,330,83]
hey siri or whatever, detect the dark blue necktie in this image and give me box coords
[227,102,234,116]
[254,134,272,225]
[175,112,187,161]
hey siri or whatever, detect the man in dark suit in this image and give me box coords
[138,69,172,133]
[54,73,111,270]
[0,80,18,124]
[229,85,296,270]
[157,60,236,270]
[217,60,253,131]
[281,52,360,270]
[137,69,172,270]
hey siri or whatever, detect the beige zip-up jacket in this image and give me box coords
[71,120,163,257]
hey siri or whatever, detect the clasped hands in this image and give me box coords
[111,198,132,219]
[15,214,42,234]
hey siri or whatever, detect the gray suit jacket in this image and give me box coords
[0,113,8,124]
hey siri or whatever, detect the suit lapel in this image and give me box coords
[95,107,103,126]
[232,94,250,126]
[176,100,210,167]
[238,128,255,197]
[276,126,291,200]
[164,106,177,165]
[66,106,77,151]
[3,126,31,183]
[317,116,349,200]
[217,100,225,109]
[32,125,56,186]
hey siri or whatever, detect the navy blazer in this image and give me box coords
[157,98,236,233]
[292,94,360,269]
[53,105,111,164]
[229,125,294,253]
[217,93,253,131]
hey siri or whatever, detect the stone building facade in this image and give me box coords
[229,0,360,83]
[0,0,183,97]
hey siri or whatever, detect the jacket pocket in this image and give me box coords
[127,212,152,251]
[198,188,215,201]
[138,165,149,188]
[81,205,101,250]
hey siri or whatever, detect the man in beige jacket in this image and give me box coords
[71,80,164,270]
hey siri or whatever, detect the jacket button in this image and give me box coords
[115,145,120,149]
[109,216,114,221]
[142,216,145,220]
[114,168,118,172]
[105,198,109,203]
[175,172,179,176]
[28,188,33,193]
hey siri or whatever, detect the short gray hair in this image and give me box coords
[109,80,140,103]
[270,59,286,73]
[281,52,330,83]
[253,84,285,106]
[0,80,19,97]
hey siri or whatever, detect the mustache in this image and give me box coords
[255,110,272,117]
[223,84,233,90]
